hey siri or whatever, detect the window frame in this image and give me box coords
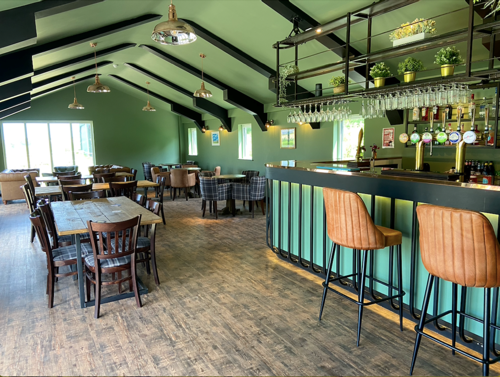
[187,127,198,156]
[333,116,364,161]
[1,120,96,172]
[238,123,253,160]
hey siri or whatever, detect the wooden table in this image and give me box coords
[51,196,162,308]
[171,167,201,171]
[215,175,246,215]
[158,163,180,170]
[35,180,158,197]
[217,174,245,180]
[36,172,133,185]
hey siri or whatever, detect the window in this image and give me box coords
[188,128,198,155]
[1,122,95,174]
[333,117,364,160]
[238,123,252,160]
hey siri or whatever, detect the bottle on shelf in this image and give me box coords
[469,94,476,119]
[474,124,482,145]
[412,107,420,122]
[479,97,487,118]
[432,105,439,121]
[421,107,429,121]
[488,124,496,146]
[446,104,453,120]
[492,88,497,118]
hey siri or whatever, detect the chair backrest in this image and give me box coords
[146,200,161,216]
[93,172,115,183]
[323,187,385,250]
[155,176,166,203]
[69,190,106,200]
[199,177,223,201]
[53,171,78,177]
[242,170,259,183]
[130,168,138,181]
[200,171,215,178]
[142,162,154,181]
[214,166,221,176]
[102,176,128,183]
[37,199,59,248]
[249,176,266,200]
[170,169,189,188]
[109,181,137,198]
[417,204,500,288]
[181,165,198,168]
[23,176,36,205]
[132,192,146,207]
[29,210,54,261]
[58,178,87,185]
[21,183,36,212]
[87,216,141,263]
[61,184,92,200]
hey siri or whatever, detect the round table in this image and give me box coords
[217,174,245,180]
[172,167,201,171]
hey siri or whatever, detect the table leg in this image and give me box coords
[75,235,86,308]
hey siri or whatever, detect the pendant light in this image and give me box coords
[87,43,110,93]
[142,82,156,112]
[68,76,84,110]
[193,53,212,98]
[151,0,197,46]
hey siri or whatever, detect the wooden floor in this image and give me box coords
[0,195,498,376]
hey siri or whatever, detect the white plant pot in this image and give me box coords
[392,32,428,47]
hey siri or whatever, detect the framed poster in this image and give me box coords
[211,131,220,146]
[280,128,296,149]
[382,127,395,148]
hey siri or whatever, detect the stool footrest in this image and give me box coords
[326,285,405,307]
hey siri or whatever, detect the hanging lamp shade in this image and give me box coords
[152,1,197,46]
[87,43,110,93]
[193,53,212,98]
[68,77,84,109]
[142,82,156,111]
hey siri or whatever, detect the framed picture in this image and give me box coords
[382,127,395,148]
[280,128,296,149]
[211,131,220,146]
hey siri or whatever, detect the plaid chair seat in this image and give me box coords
[242,170,259,184]
[200,177,231,201]
[52,243,93,262]
[84,254,131,268]
[57,232,90,244]
[232,176,266,201]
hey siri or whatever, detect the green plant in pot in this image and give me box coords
[434,46,464,77]
[397,57,424,83]
[329,76,346,94]
[370,62,391,88]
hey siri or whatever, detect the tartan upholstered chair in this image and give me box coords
[199,177,231,220]
[232,176,266,218]
[241,170,259,208]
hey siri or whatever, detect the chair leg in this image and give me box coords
[185,187,188,201]
[252,201,255,218]
[30,225,36,243]
[410,274,435,375]
[172,188,176,201]
[209,201,212,213]
[132,255,142,308]
[160,204,166,225]
[451,283,458,355]
[214,201,218,220]
[47,269,55,308]
[243,200,246,209]
[86,273,91,302]
[202,200,206,217]
[356,249,369,347]
[260,199,265,215]
[397,243,404,331]
[118,271,122,294]
[94,271,101,319]
[319,243,337,320]
[151,249,160,286]
[483,288,491,377]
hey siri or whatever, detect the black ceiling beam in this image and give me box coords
[32,61,112,90]
[0,94,31,113]
[34,0,104,19]
[0,102,31,120]
[0,14,161,86]
[124,63,231,131]
[108,75,204,131]
[139,45,272,130]
[32,74,97,99]
[0,78,32,103]
[35,43,136,77]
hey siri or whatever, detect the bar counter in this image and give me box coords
[265,160,500,350]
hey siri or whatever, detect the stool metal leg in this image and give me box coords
[452,283,458,355]
[410,274,435,376]
[484,288,491,377]
[397,243,404,331]
[357,249,369,347]
[319,243,337,321]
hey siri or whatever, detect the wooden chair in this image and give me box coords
[53,171,78,177]
[170,169,196,201]
[142,162,154,181]
[58,178,87,186]
[29,209,93,308]
[130,168,138,181]
[69,190,106,200]
[132,192,146,207]
[151,176,166,224]
[85,216,143,318]
[109,181,137,199]
[61,184,92,201]
[21,183,37,242]
[214,166,221,176]
[93,172,115,183]
[136,200,161,286]
[102,176,128,183]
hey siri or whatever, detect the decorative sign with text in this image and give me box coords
[382,127,395,148]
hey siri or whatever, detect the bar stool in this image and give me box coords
[411,204,500,376]
[319,188,405,346]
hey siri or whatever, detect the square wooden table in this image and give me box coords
[35,180,158,198]
[51,196,162,308]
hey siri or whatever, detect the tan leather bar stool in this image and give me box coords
[411,204,500,377]
[320,188,405,346]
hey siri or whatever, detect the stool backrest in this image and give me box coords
[323,188,385,250]
[417,204,500,288]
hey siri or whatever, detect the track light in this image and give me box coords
[265,120,274,128]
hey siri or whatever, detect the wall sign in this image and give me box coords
[212,131,220,146]
[280,128,296,149]
[382,127,395,148]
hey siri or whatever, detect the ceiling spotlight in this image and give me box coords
[201,125,209,133]
[87,43,110,93]
[219,125,224,131]
[194,53,212,98]
[68,76,84,110]
[316,28,322,34]
[151,0,197,46]
[142,82,156,112]
[265,120,274,128]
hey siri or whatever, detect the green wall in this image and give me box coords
[1,82,180,179]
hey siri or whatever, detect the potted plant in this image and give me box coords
[434,46,464,77]
[389,18,436,47]
[329,76,346,94]
[397,57,425,83]
[278,64,299,105]
[370,62,391,88]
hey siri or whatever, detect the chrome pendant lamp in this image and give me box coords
[68,76,84,109]
[193,53,212,98]
[142,82,156,112]
[151,0,197,46]
[87,43,110,93]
